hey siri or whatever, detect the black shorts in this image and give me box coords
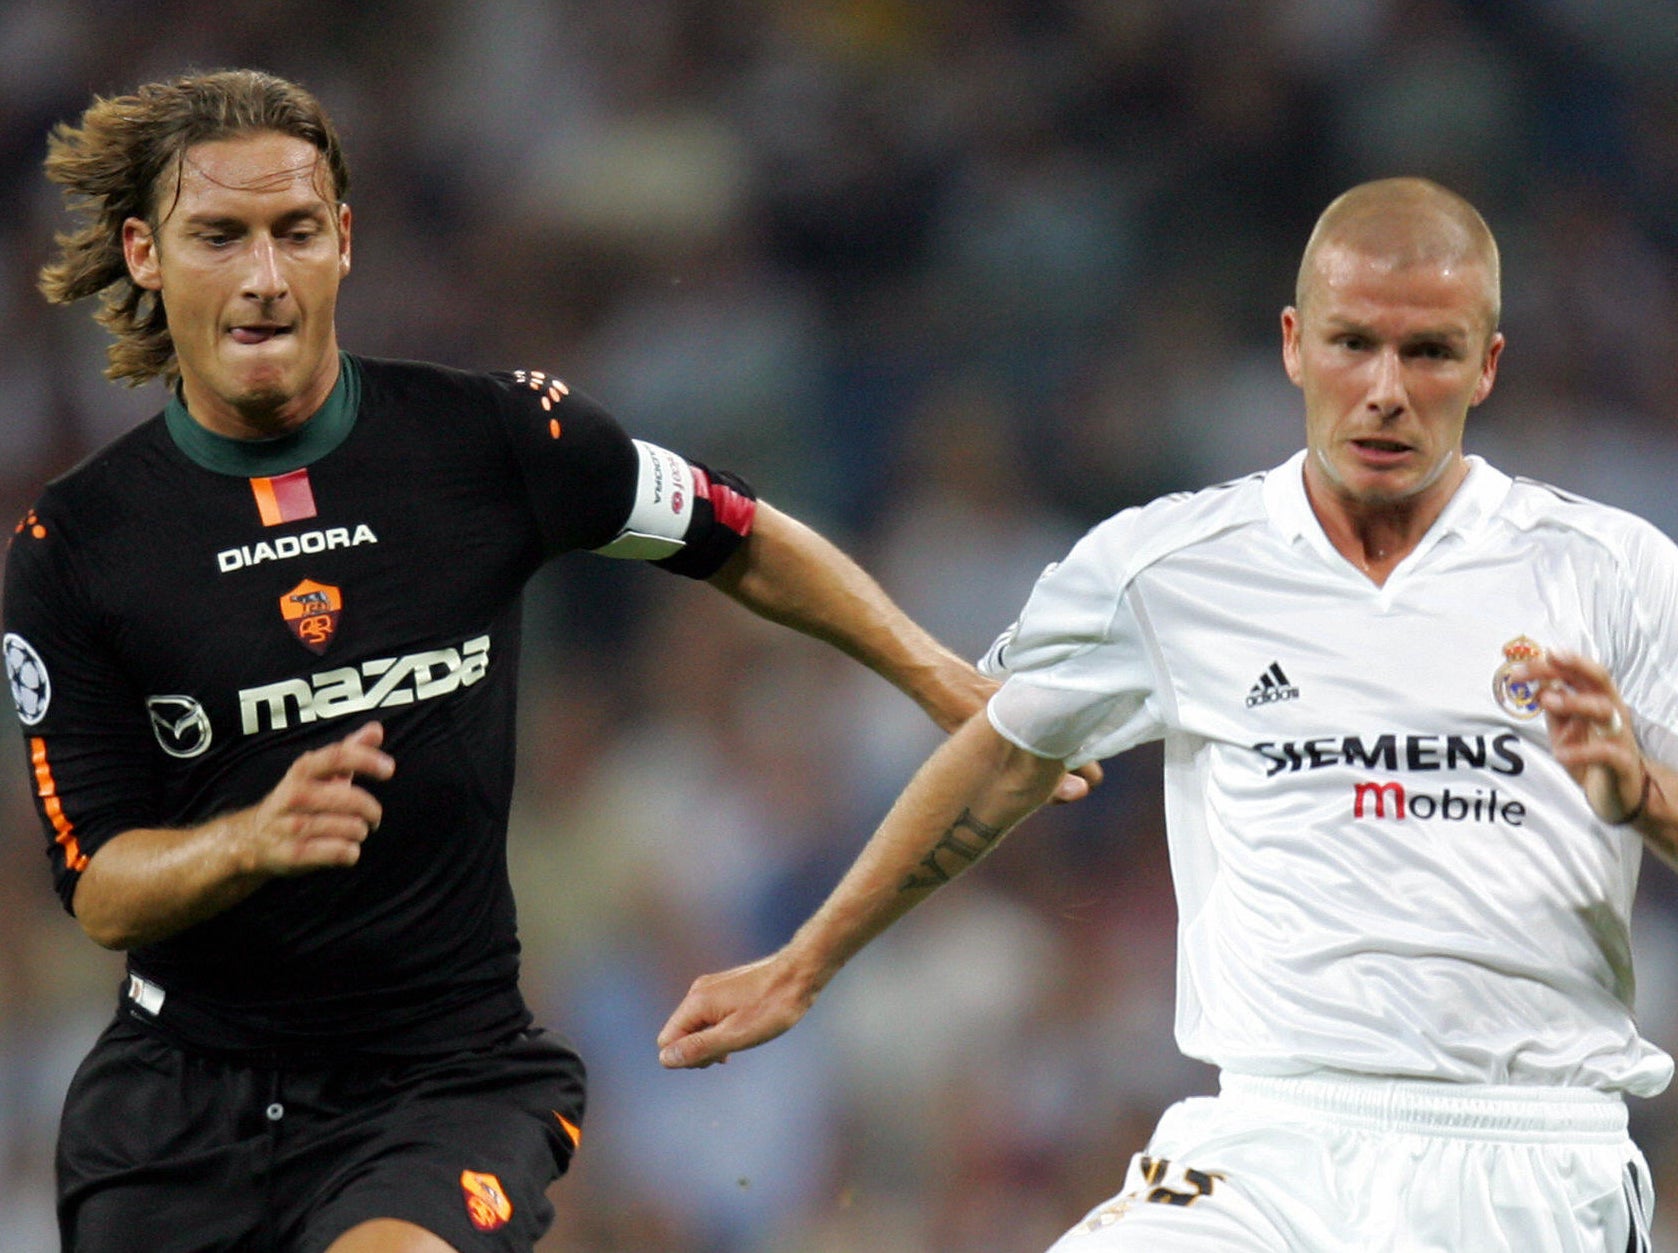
[57,1014,586,1253]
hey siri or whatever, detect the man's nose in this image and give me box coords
[244,235,287,301]
[1366,347,1407,419]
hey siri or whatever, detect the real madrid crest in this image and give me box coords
[1493,635,1544,719]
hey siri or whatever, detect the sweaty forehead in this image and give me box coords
[1303,242,1497,333]
[1312,241,1480,290]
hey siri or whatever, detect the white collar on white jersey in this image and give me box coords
[1262,449,1516,567]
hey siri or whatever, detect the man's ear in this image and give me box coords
[338,202,352,276]
[123,218,162,291]
[1280,305,1304,387]
[1471,331,1505,407]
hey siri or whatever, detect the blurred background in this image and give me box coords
[5,0,1678,1248]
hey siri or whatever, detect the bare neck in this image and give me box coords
[1301,456,1468,587]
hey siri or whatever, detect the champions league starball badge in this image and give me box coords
[3,632,50,726]
[1493,635,1545,719]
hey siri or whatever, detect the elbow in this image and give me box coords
[71,878,143,951]
[76,910,140,952]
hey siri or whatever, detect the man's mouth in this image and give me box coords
[1346,437,1419,470]
[229,325,291,345]
[1352,438,1412,455]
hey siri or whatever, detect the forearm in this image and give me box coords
[777,715,1066,994]
[710,502,992,731]
[73,815,267,950]
[1628,758,1678,872]
[70,723,391,949]
[655,714,1068,1068]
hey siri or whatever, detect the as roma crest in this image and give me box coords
[460,1169,513,1233]
[280,579,342,654]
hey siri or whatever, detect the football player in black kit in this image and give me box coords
[1,69,1092,1253]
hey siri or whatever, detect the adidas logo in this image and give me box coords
[1246,662,1300,708]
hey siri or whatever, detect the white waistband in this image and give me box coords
[1220,1071,1628,1142]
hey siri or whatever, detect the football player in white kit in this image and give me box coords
[656,177,1677,1252]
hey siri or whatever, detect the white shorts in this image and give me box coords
[1048,1071,1653,1253]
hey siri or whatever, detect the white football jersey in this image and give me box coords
[984,452,1678,1095]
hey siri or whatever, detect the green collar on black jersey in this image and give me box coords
[163,353,361,476]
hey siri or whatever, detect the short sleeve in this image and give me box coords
[489,371,642,555]
[983,516,1167,768]
[1609,516,1678,771]
[3,503,160,909]
[489,370,755,579]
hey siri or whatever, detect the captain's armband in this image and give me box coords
[593,440,700,561]
[592,440,758,577]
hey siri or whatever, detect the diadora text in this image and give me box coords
[218,525,379,573]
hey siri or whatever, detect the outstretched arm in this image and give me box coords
[707,502,995,734]
[657,713,1066,1068]
[710,502,1097,801]
[71,722,395,949]
[1517,650,1678,868]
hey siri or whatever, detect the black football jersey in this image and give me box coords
[2,354,754,1056]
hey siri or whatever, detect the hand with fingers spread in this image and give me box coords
[235,721,396,875]
[1512,650,1650,825]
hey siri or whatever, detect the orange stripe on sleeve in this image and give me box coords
[553,1112,583,1149]
[30,737,88,872]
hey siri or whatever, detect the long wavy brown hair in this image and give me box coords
[38,69,351,387]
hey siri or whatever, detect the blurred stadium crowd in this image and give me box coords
[5,1,1678,1249]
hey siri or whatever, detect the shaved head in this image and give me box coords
[1296,178,1500,337]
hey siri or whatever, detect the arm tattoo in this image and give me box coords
[899,808,1006,893]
